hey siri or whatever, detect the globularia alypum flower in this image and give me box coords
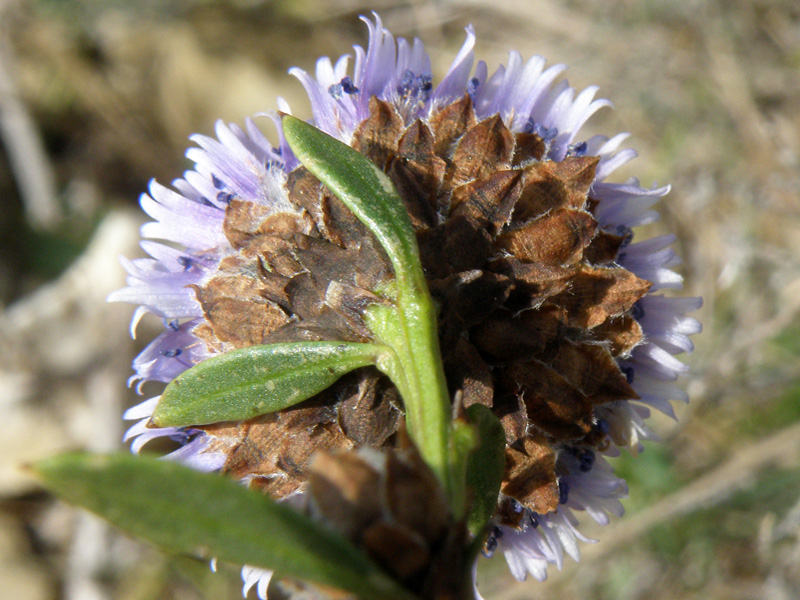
[110,14,701,598]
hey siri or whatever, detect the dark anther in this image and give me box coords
[567,141,588,156]
[613,224,633,243]
[166,319,180,331]
[340,76,359,94]
[522,119,557,142]
[418,73,433,92]
[631,302,645,320]
[467,77,480,97]
[558,480,570,505]
[211,174,226,190]
[162,348,183,358]
[328,76,359,99]
[484,535,498,556]
[398,71,433,102]
[482,526,504,557]
[595,419,610,435]
[528,512,539,528]
[177,256,194,270]
[522,118,534,134]
[217,191,234,205]
[537,124,558,141]
[621,365,635,384]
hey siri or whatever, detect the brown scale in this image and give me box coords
[308,441,469,598]
[192,95,650,524]
[260,439,471,600]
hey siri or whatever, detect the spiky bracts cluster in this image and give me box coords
[190,93,643,511]
[110,14,701,593]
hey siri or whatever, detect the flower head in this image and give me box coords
[110,13,701,597]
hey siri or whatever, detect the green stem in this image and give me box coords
[366,292,452,498]
[397,290,452,494]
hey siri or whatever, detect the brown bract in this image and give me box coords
[307,442,470,599]
[190,95,650,526]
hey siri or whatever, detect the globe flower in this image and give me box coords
[109,13,701,598]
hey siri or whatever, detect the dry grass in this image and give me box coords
[1,0,799,598]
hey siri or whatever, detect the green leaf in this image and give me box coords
[152,342,388,427]
[33,452,418,600]
[281,115,423,293]
[465,404,506,536]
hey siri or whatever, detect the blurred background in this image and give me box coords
[1,0,798,599]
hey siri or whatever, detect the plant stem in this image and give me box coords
[366,289,452,499]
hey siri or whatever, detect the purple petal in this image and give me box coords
[431,25,476,107]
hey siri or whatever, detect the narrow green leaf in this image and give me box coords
[33,452,418,600]
[152,342,387,427]
[465,404,506,536]
[281,115,423,293]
